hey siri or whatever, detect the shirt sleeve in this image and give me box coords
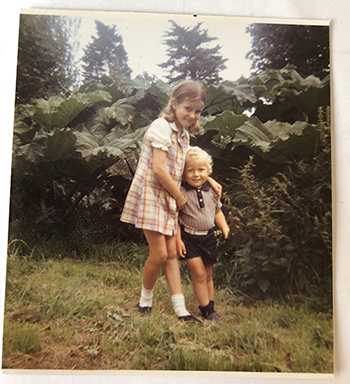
[146,118,172,152]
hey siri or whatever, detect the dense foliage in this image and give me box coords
[9,68,331,305]
[16,14,80,104]
[159,21,228,84]
[246,24,330,79]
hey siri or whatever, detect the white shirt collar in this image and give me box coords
[169,121,188,138]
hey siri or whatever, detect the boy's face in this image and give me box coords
[183,157,210,189]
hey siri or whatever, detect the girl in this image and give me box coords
[121,80,220,323]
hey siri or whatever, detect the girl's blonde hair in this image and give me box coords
[160,80,207,135]
[185,146,213,175]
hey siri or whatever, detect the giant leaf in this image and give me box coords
[33,90,112,131]
[232,118,320,163]
[14,129,48,162]
[102,126,147,152]
[109,98,136,126]
[202,110,250,137]
[74,125,143,167]
[204,81,257,116]
[249,68,330,124]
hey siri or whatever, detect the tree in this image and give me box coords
[81,21,132,86]
[15,14,80,105]
[246,23,330,79]
[135,71,158,85]
[159,21,227,84]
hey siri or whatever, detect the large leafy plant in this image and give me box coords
[9,69,332,304]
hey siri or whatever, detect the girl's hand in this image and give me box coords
[177,239,187,258]
[222,225,230,239]
[207,177,222,200]
[176,194,187,211]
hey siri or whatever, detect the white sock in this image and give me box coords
[171,294,190,317]
[139,285,154,308]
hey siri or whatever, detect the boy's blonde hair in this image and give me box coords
[185,146,213,175]
[160,80,207,135]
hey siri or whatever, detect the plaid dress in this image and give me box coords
[120,117,189,236]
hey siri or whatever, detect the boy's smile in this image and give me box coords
[183,157,210,189]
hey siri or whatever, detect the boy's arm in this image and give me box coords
[215,209,230,239]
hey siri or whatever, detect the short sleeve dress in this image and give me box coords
[120,117,189,236]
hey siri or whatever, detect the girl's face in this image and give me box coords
[183,157,210,189]
[172,97,204,130]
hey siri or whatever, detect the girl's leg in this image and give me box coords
[163,235,182,295]
[142,229,168,290]
[186,257,210,307]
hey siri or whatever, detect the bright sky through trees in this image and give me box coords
[76,12,252,83]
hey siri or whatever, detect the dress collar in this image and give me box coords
[169,121,188,138]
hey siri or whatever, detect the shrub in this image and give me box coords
[215,107,331,306]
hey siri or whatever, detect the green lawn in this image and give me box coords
[2,249,333,373]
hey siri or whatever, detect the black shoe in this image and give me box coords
[206,311,222,322]
[179,314,203,325]
[199,302,214,318]
[137,304,152,314]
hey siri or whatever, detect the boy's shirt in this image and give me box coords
[178,180,222,231]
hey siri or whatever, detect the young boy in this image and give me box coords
[177,146,231,321]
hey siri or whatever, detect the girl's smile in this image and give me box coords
[172,98,204,130]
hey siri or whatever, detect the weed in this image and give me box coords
[168,349,233,371]
[50,325,74,344]
[3,320,41,356]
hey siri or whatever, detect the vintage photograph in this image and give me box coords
[2,8,332,374]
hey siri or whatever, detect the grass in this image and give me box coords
[2,242,333,372]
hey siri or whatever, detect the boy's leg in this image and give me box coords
[205,264,215,302]
[186,257,210,307]
[205,264,221,321]
[164,236,201,323]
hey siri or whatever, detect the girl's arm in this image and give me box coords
[215,209,230,239]
[176,224,187,258]
[153,147,186,210]
[207,177,222,200]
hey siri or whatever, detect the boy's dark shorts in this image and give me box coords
[180,226,218,265]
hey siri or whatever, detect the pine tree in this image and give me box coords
[81,21,131,86]
[159,21,227,84]
[246,23,330,79]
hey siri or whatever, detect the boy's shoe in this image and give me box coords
[206,311,221,322]
[179,314,203,325]
[137,304,152,314]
